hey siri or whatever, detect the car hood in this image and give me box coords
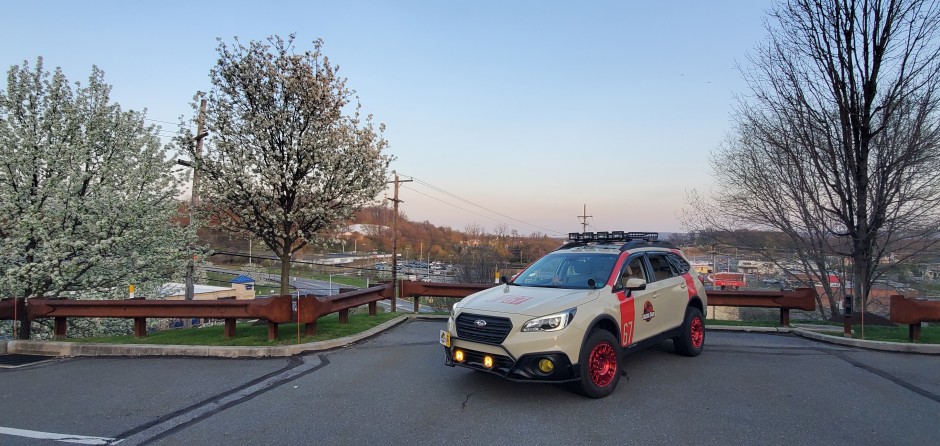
[456,284,602,317]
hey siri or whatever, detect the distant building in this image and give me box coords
[160,275,256,300]
[689,260,711,274]
[737,260,779,275]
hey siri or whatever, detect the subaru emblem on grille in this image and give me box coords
[474,319,487,327]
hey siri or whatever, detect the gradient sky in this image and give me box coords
[1,0,775,236]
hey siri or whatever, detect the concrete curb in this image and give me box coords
[705,325,791,334]
[706,324,940,355]
[790,327,940,355]
[5,315,412,358]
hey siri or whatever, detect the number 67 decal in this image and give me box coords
[621,321,635,346]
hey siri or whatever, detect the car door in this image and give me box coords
[613,254,657,345]
[645,251,687,331]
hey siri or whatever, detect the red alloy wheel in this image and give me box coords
[589,342,617,387]
[690,316,704,349]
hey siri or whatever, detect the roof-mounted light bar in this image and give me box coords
[567,231,659,243]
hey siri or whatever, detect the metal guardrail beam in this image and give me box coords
[706,288,816,326]
[890,294,940,341]
[0,297,27,321]
[297,285,391,335]
[297,281,493,334]
[26,296,293,340]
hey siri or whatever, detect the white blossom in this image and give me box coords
[0,58,197,338]
[176,35,392,294]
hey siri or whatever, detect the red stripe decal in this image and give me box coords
[682,273,697,300]
[617,291,635,346]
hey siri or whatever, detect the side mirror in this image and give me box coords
[625,277,647,291]
[500,275,509,285]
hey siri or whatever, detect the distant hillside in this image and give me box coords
[196,205,565,265]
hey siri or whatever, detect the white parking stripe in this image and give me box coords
[0,426,119,445]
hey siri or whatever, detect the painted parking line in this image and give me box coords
[0,426,119,445]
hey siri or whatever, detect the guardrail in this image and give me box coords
[2,283,820,341]
[399,281,491,313]
[27,296,293,340]
[0,297,27,322]
[889,295,940,341]
[297,281,492,335]
[706,288,816,326]
[297,285,391,335]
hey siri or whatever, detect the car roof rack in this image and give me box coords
[557,231,675,251]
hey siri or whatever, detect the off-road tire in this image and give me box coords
[577,330,622,398]
[674,306,705,357]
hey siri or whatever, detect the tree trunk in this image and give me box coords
[279,250,292,296]
[15,305,31,340]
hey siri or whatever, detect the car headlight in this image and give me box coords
[521,308,577,332]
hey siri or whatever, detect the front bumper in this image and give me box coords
[443,343,577,383]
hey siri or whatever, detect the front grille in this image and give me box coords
[456,313,513,345]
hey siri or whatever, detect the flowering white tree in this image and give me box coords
[0,58,195,339]
[178,35,392,295]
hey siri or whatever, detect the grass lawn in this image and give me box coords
[69,311,403,346]
[706,318,939,344]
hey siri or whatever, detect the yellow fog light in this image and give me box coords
[454,350,465,363]
[483,356,494,369]
[538,358,555,374]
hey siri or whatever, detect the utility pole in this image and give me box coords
[577,204,592,232]
[185,99,208,300]
[387,171,412,312]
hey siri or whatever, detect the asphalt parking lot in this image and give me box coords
[1,319,938,445]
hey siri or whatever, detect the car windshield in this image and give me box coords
[511,252,618,289]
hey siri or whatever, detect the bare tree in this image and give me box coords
[178,35,392,295]
[687,0,940,316]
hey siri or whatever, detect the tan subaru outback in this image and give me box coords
[440,231,707,398]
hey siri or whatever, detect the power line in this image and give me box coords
[400,174,564,236]
[401,185,507,228]
[145,117,191,127]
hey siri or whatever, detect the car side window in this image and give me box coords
[647,253,677,282]
[615,255,647,290]
[666,253,690,274]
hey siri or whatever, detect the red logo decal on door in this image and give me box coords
[642,301,655,322]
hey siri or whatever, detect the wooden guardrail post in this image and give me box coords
[54,317,67,340]
[134,318,147,337]
[267,321,278,341]
[224,319,236,339]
